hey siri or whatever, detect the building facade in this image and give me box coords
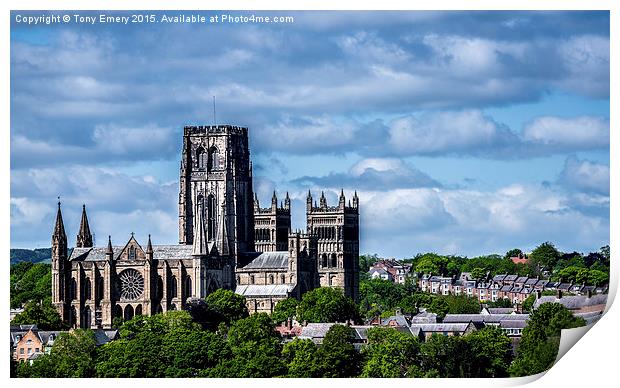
[51,124,360,328]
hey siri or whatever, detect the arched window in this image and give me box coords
[321,254,328,268]
[96,277,104,303]
[331,253,337,268]
[124,305,134,321]
[83,278,91,300]
[196,147,206,169]
[269,275,274,284]
[169,276,178,299]
[135,305,142,317]
[236,275,241,285]
[82,306,92,329]
[70,278,77,300]
[129,246,136,260]
[250,275,255,285]
[207,194,216,241]
[185,276,192,297]
[156,276,164,300]
[280,274,285,284]
[207,146,219,172]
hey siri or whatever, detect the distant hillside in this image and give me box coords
[10,248,53,265]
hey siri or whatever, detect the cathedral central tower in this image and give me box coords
[179,125,255,257]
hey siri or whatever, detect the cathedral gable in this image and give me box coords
[118,235,146,262]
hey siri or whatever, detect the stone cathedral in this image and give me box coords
[51,125,360,329]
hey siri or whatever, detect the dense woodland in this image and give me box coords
[10,242,606,378]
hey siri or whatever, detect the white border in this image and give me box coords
[2,1,616,387]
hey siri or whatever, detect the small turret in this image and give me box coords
[306,190,313,211]
[284,192,291,211]
[353,190,359,209]
[254,193,259,211]
[271,190,278,209]
[320,191,327,208]
[76,204,93,248]
[146,234,153,260]
[339,189,346,209]
[105,236,113,260]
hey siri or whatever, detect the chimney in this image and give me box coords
[587,289,592,299]
[287,317,292,330]
[536,290,542,299]
[557,289,563,299]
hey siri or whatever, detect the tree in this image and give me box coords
[487,298,513,308]
[587,269,609,286]
[399,292,433,314]
[96,333,165,377]
[470,267,487,282]
[510,302,585,376]
[10,263,52,309]
[205,289,249,324]
[11,299,64,330]
[529,242,560,274]
[271,297,299,324]
[315,324,360,377]
[505,248,523,260]
[161,328,227,377]
[210,313,286,378]
[420,334,469,377]
[427,297,449,319]
[21,329,97,378]
[282,338,320,377]
[463,326,513,377]
[361,327,421,377]
[444,295,481,315]
[359,278,407,318]
[297,287,359,323]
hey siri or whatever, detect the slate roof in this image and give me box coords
[533,294,608,310]
[504,275,518,281]
[493,274,507,282]
[500,285,513,292]
[70,245,194,261]
[525,278,539,286]
[235,284,295,297]
[574,311,603,325]
[499,320,528,329]
[299,323,335,339]
[414,323,472,332]
[536,280,549,287]
[239,251,289,270]
[515,276,529,284]
[411,312,437,323]
[443,314,529,324]
[382,315,410,327]
[487,308,515,314]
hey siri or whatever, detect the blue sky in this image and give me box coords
[10,10,609,258]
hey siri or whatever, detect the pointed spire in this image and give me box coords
[271,190,278,208]
[339,188,346,208]
[52,199,68,260]
[146,234,153,254]
[353,190,359,209]
[53,200,66,240]
[76,204,93,248]
[320,191,327,208]
[284,191,291,211]
[340,188,345,198]
[106,235,113,255]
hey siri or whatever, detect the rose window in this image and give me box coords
[119,269,144,300]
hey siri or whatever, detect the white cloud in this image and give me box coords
[387,110,517,155]
[522,116,609,149]
[559,156,609,195]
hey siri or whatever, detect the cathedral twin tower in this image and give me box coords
[51,124,359,328]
